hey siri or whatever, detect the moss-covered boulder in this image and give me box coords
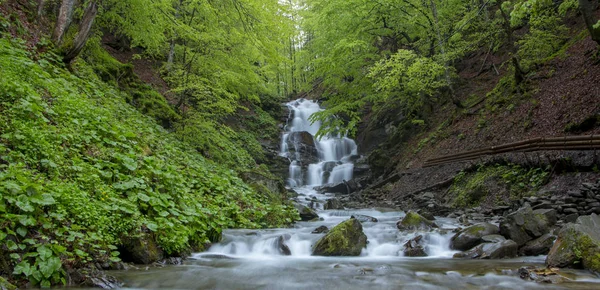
[397,211,438,231]
[0,276,17,290]
[312,218,367,256]
[546,214,600,272]
[499,205,556,247]
[450,223,499,251]
[119,233,164,264]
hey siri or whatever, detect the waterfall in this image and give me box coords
[280,99,358,187]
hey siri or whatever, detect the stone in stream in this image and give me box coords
[275,235,292,256]
[311,225,329,234]
[119,233,164,264]
[293,203,319,221]
[546,214,600,272]
[518,266,566,284]
[499,205,556,247]
[324,198,344,210]
[518,233,556,256]
[450,222,500,251]
[351,214,378,223]
[312,218,367,256]
[396,211,438,231]
[453,239,518,259]
[402,235,427,257]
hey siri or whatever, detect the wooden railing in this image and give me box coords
[423,135,600,167]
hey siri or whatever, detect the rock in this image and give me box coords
[311,225,329,234]
[0,276,17,290]
[397,211,438,231]
[481,234,506,243]
[120,233,164,264]
[351,214,378,223]
[324,198,344,210]
[519,234,556,256]
[546,214,600,272]
[312,218,368,256]
[564,213,579,223]
[450,223,500,251]
[314,180,358,195]
[275,235,291,256]
[416,209,436,221]
[518,266,566,284]
[499,205,556,247]
[453,240,518,259]
[294,203,319,221]
[67,266,122,289]
[403,235,427,257]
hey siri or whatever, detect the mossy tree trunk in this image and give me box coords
[52,0,74,45]
[578,0,600,45]
[63,0,99,63]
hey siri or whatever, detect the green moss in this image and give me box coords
[313,219,367,256]
[0,276,17,290]
[398,211,435,230]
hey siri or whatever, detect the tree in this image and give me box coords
[578,0,600,45]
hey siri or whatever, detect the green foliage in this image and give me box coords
[450,164,549,207]
[0,37,296,286]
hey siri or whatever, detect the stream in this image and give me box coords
[101,99,600,289]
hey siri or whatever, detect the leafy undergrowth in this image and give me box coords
[449,164,549,208]
[0,37,297,287]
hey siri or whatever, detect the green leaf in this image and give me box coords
[6,240,18,251]
[0,231,6,241]
[15,195,34,212]
[38,256,61,279]
[109,256,122,263]
[10,253,20,260]
[16,226,27,237]
[19,215,36,226]
[122,156,138,171]
[4,181,21,193]
[37,245,53,260]
[30,193,55,205]
[13,260,33,276]
[146,222,158,231]
[137,192,150,202]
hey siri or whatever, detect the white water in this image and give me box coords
[280,99,357,187]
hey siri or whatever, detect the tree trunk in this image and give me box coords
[63,1,98,63]
[37,0,45,17]
[578,0,600,45]
[52,0,75,45]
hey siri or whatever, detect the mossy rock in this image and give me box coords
[499,205,556,247]
[396,211,438,231]
[0,276,17,290]
[119,232,164,264]
[450,222,499,251]
[312,218,367,256]
[294,203,319,221]
[546,214,600,272]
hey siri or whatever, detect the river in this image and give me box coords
[100,99,600,289]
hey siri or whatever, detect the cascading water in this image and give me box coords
[280,99,358,187]
[96,99,600,290]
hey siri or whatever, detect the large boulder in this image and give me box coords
[546,214,600,272]
[286,131,319,165]
[312,218,367,256]
[519,234,556,256]
[294,203,319,221]
[397,211,438,231]
[324,198,344,210]
[450,223,500,251]
[453,240,518,259]
[499,206,556,247]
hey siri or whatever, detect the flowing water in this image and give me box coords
[101,99,600,289]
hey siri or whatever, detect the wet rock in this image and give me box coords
[312,218,367,256]
[402,235,427,257]
[67,266,122,289]
[314,180,358,195]
[499,205,556,247]
[481,234,506,243]
[518,266,566,284]
[450,223,500,251]
[397,211,438,231]
[324,198,344,210]
[311,225,329,234]
[546,214,600,272]
[119,233,164,264]
[294,203,319,221]
[519,234,556,256]
[351,214,378,223]
[453,240,518,259]
[416,209,436,221]
[275,235,291,256]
